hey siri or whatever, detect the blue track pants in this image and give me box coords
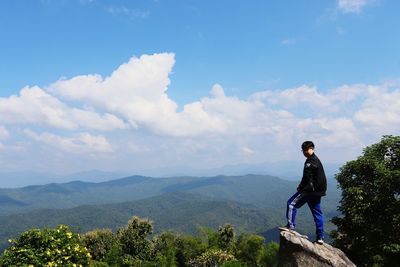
[286,191,324,239]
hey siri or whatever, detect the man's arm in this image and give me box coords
[298,158,318,191]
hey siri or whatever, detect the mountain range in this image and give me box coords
[0,160,342,188]
[0,174,342,253]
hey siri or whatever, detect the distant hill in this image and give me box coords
[0,170,129,188]
[0,174,341,217]
[0,174,341,254]
[0,192,277,253]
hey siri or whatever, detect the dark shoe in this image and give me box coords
[279,224,294,231]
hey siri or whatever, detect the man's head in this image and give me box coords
[301,141,315,157]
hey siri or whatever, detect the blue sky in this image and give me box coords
[0,0,399,182]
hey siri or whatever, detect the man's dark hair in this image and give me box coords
[301,141,315,151]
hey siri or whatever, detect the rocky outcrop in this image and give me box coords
[278,230,356,267]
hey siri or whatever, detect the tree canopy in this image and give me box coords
[332,135,400,266]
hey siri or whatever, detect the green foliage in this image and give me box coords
[120,255,159,267]
[188,249,236,267]
[0,214,279,267]
[198,226,220,249]
[235,234,265,267]
[117,216,155,261]
[103,242,123,266]
[175,234,207,266]
[221,261,247,267]
[82,229,116,261]
[332,135,400,266]
[0,225,90,266]
[90,260,110,267]
[217,224,236,252]
[257,242,279,267]
[153,231,178,267]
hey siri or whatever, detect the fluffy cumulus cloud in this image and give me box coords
[49,53,294,137]
[0,52,399,172]
[0,86,127,131]
[337,0,375,13]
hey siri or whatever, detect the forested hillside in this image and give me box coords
[0,174,341,254]
[0,174,340,216]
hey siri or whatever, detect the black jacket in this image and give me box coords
[298,153,327,196]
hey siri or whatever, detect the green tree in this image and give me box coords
[331,135,400,266]
[83,229,116,261]
[257,242,278,267]
[198,226,219,249]
[217,224,236,252]
[153,231,178,267]
[0,225,91,266]
[234,234,264,267]
[175,234,207,267]
[117,216,155,261]
[188,249,236,267]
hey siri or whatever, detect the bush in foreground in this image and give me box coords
[0,225,91,267]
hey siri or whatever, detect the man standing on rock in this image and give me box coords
[283,141,327,244]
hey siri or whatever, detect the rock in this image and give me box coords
[278,230,356,267]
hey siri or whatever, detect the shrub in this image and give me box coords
[217,224,236,252]
[0,225,91,266]
[258,242,279,267]
[234,234,264,267]
[188,249,236,267]
[153,231,178,267]
[117,216,154,261]
[174,234,207,266]
[82,229,115,261]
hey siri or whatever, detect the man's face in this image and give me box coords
[302,147,314,157]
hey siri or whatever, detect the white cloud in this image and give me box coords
[0,86,128,131]
[47,53,400,146]
[1,52,399,172]
[50,54,293,137]
[0,126,9,140]
[24,129,113,154]
[250,83,374,114]
[252,85,332,109]
[49,53,176,131]
[297,117,360,147]
[337,0,375,13]
[354,88,400,133]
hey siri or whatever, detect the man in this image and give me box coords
[283,141,327,244]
